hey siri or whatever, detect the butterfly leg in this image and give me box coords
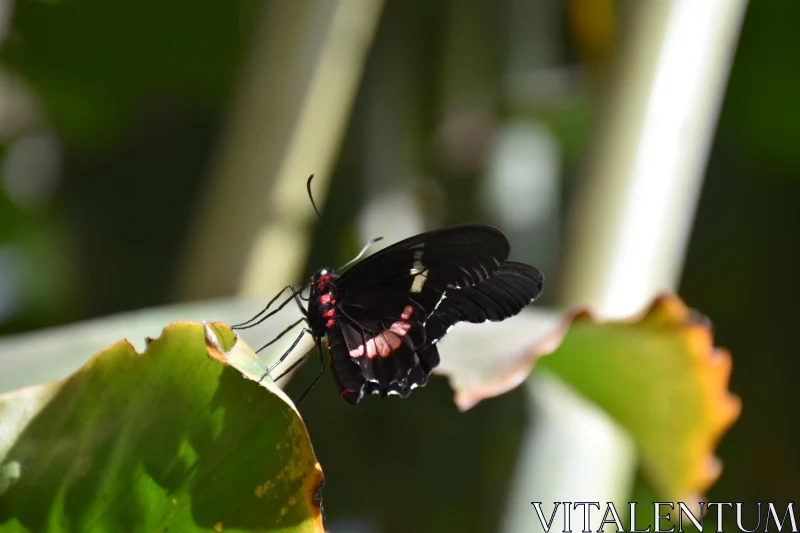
[231,285,291,329]
[290,284,308,317]
[294,338,326,405]
[232,283,310,330]
[255,318,304,353]
[270,349,313,382]
[258,327,312,382]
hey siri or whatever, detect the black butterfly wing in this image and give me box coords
[423,261,544,344]
[330,224,543,402]
[337,224,511,312]
[327,285,429,403]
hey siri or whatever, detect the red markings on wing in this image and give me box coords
[401,305,413,320]
[348,315,414,359]
[326,318,335,329]
[318,293,331,304]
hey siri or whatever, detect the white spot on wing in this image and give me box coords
[410,249,427,293]
[433,292,447,311]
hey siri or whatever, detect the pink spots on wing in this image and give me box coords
[318,293,331,304]
[349,344,365,358]
[349,320,413,359]
[365,334,398,358]
[389,321,411,336]
[380,333,402,357]
[323,309,335,319]
[401,306,414,320]
[326,318,335,329]
[367,331,404,359]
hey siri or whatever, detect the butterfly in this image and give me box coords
[235,223,543,404]
[232,176,543,404]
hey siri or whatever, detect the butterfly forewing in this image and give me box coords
[337,224,511,314]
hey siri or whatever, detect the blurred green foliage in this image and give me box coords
[0,0,260,328]
[2,0,258,146]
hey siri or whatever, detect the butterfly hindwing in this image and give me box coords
[424,261,544,344]
[326,283,429,400]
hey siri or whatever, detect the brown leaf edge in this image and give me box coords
[551,295,741,502]
[443,294,740,503]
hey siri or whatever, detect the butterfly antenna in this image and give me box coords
[337,236,384,272]
[307,175,336,267]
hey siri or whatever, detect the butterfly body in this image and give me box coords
[302,224,544,405]
[307,269,338,336]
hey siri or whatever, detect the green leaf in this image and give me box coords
[0,298,304,395]
[0,321,324,532]
[537,295,741,503]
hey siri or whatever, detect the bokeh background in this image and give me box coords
[0,0,796,531]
